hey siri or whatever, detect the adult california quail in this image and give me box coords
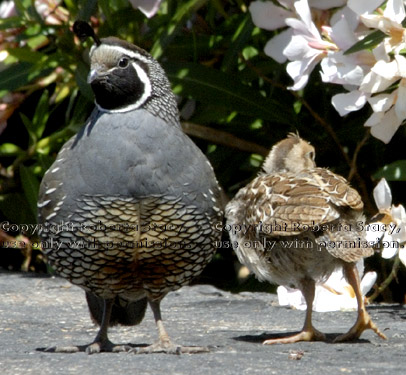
[37,21,223,354]
[225,133,386,344]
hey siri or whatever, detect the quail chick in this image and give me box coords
[38,21,223,354]
[226,133,386,344]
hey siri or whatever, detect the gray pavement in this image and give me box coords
[1,270,405,374]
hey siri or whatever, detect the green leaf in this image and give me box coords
[0,16,22,30]
[0,143,23,157]
[0,193,36,225]
[19,164,40,219]
[75,60,94,101]
[20,89,51,145]
[32,90,50,140]
[373,160,406,181]
[344,30,386,55]
[163,61,295,125]
[77,0,98,21]
[20,113,36,146]
[0,62,34,92]
[6,47,46,64]
[98,0,114,24]
[151,0,208,59]
[222,15,254,72]
[14,0,43,23]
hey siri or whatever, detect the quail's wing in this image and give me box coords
[239,167,363,236]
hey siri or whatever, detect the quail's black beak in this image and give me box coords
[87,69,99,84]
[87,65,108,84]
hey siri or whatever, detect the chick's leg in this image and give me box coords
[334,262,387,342]
[263,278,325,345]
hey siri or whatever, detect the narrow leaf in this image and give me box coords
[0,193,36,225]
[344,30,386,55]
[151,0,208,59]
[20,113,36,145]
[163,61,295,125]
[7,47,46,64]
[75,60,94,101]
[32,90,50,139]
[77,0,98,21]
[0,143,23,157]
[19,164,40,219]
[373,160,406,181]
[222,15,254,72]
[0,17,23,30]
[0,62,34,92]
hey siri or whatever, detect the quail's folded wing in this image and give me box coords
[241,167,363,237]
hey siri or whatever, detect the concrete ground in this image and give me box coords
[1,270,405,374]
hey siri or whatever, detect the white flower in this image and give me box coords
[264,30,294,64]
[277,260,376,312]
[361,55,406,143]
[309,0,346,10]
[283,0,338,90]
[321,51,367,86]
[347,0,385,16]
[373,177,392,210]
[251,0,406,143]
[320,17,376,87]
[250,0,343,67]
[249,1,296,63]
[129,0,162,18]
[369,178,406,266]
[249,1,294,31]
[331,90,368,116]
[0,0,16,18]
[360,0,406,55]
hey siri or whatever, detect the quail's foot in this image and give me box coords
[263,326,326,345]
[263,278,326,345]
[85,340,131,354]
[132,338,210,354]
[335,263,387,342]
[334,311,387,342]
[44,339,131,354]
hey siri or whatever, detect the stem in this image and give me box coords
[368,254,400,302]
[240,55,374,212]
[348,130,370,182]
[181,121,269,156]
[241,55,347,159]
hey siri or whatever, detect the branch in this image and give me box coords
[367,254,400,302]
[240,55,374,211]
[181,122,269,156]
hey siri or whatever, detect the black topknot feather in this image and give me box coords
[73,20,101,46]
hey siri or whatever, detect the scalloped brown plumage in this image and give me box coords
[226,133,386,344]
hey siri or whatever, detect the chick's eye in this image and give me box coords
[118,57,129,68]
[308,151,315,160]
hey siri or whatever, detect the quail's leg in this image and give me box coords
[263,278,325,345]
[46,298,129,353]
[134,299,209,354]
[334,263,387,342]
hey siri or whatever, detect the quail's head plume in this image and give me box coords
[38,21,223,354]
[226,133,386,344]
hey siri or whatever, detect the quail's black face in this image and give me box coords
[88,39,152,112]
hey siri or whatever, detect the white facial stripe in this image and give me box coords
[90,44,150,65]
[90,44,152,113]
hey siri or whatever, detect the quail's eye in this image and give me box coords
[308,151,315,160]
[118,57,129,68]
